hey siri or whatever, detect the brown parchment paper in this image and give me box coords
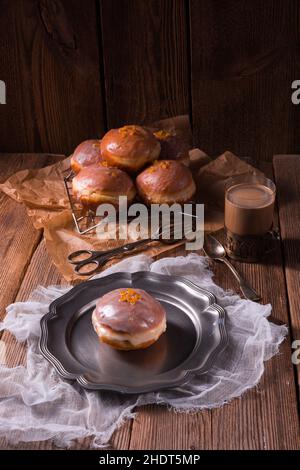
[0,115,262,282]
[0,157,71,229]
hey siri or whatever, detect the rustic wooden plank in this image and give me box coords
[273,154,300,391]
[100,0,189,127]
[208,254,299,449]
[208,162,300,449]
[129,403,212,450]
[190,0,300,160]
[129,162,300,449]
[0,153,64,182]
[0,154,64,325]
[0,238,132,450]
[0,1,105,154]
[0,239,67,450]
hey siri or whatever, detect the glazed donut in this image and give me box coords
[72,166,136,209]
[92,288,167,350]
[70,139,105,174]
[136,160,196,205]
[153,129,190,166]
[100,125,161,172]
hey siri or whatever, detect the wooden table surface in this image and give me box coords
[0,154,299,450]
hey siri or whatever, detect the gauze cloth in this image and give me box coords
[0,253,287,448]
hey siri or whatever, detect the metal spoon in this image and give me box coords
[203,234,261,302]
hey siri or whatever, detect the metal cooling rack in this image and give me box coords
[63,170,201,237]
[63,171,106,235]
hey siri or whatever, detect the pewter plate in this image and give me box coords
[39,272,228,394]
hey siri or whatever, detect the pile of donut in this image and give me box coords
[71,124,196,209]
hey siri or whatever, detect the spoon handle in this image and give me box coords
[220,258,261,302]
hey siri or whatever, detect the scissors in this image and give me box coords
[68,224,184,276]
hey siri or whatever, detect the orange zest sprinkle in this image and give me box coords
[119,288,141,305]
[147,164,157,173]
[159,160,171,169]
[153,129,172,140]
[147,160,171,173]
[119,125,141,137]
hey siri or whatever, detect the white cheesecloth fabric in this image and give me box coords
[0,253,287,448]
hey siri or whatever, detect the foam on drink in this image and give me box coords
[225,182,275,236]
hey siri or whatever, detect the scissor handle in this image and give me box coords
[74,258,102,276]
[67,250,95,264]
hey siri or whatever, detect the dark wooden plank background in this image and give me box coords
[0,0,105,154]
[1,0,300,159]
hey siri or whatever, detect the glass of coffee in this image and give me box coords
[224,174,276,262]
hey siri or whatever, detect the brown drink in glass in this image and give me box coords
[225,174,276,262]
